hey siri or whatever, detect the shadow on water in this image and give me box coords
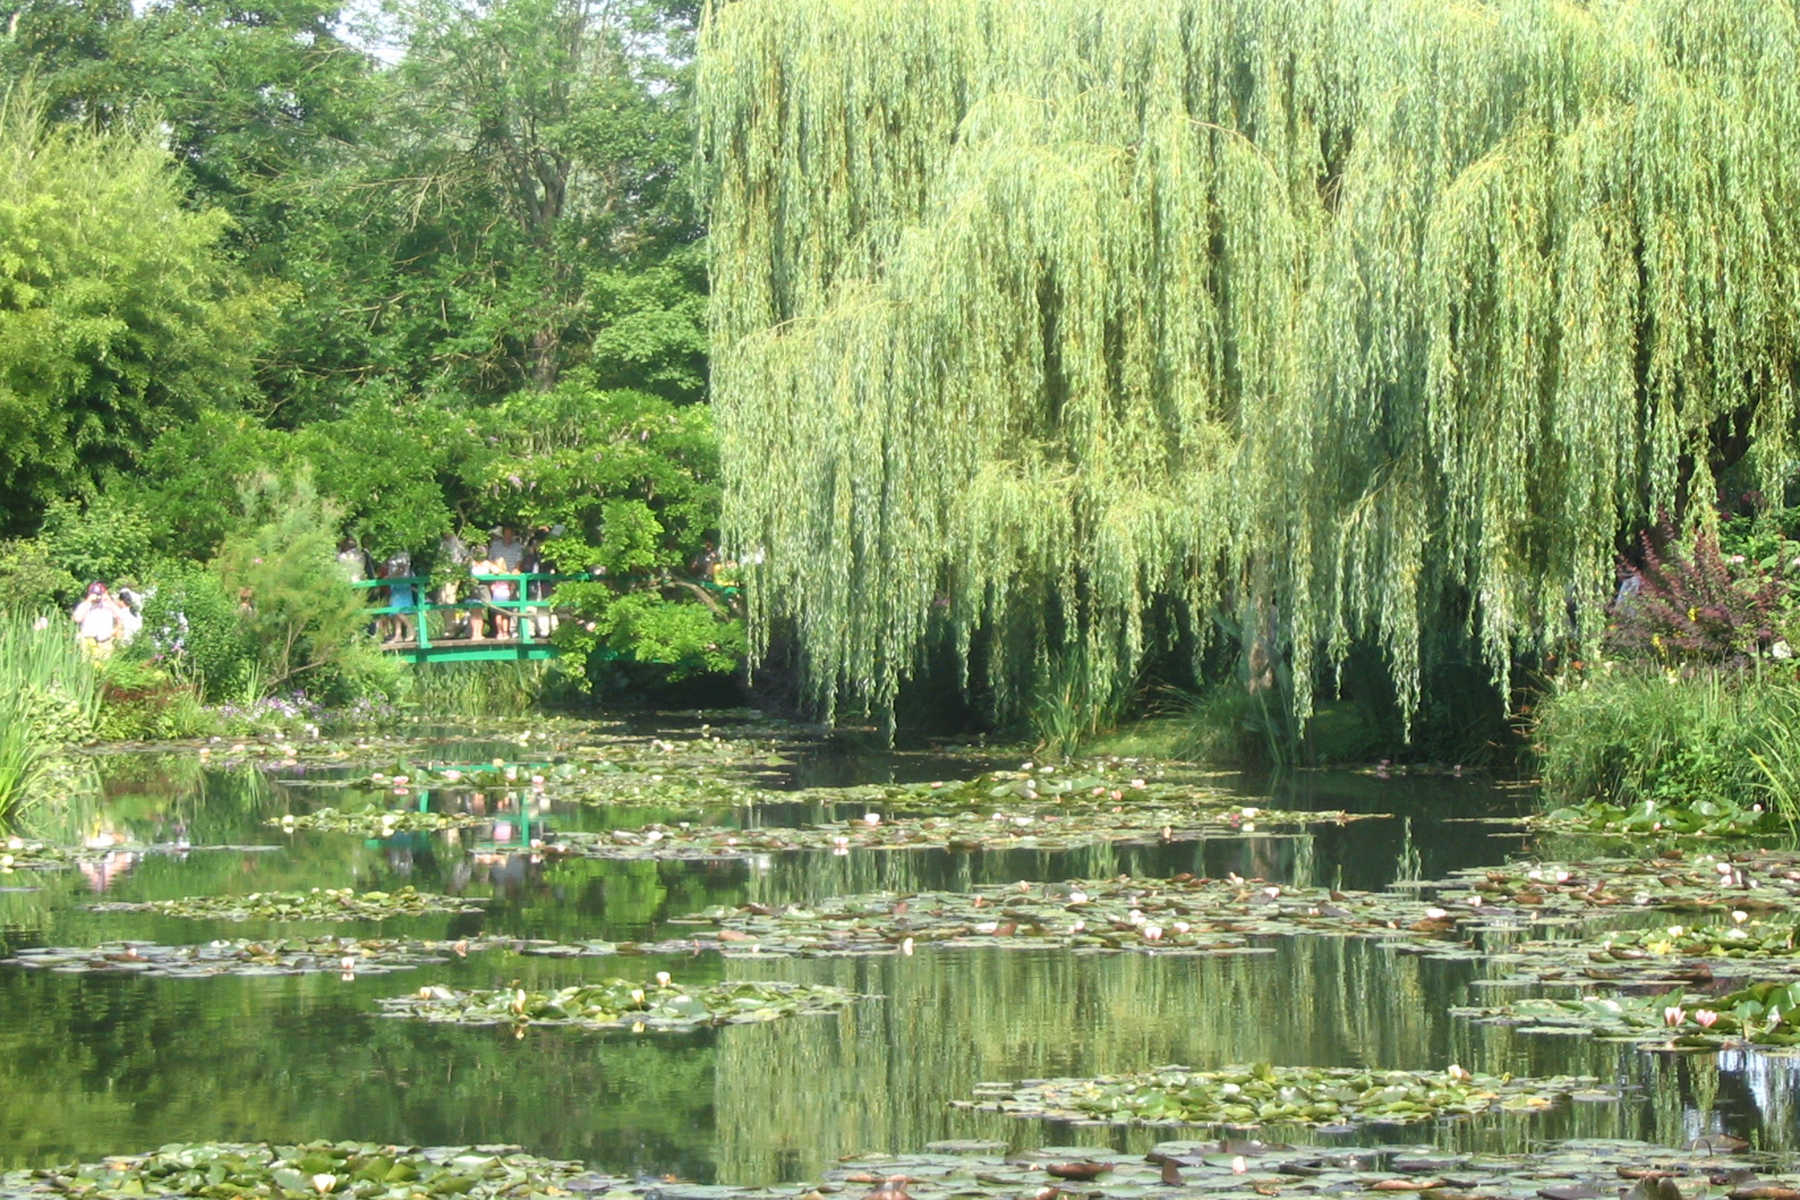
[0,719,1791,1177]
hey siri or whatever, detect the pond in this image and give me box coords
[0,713,1793,1189]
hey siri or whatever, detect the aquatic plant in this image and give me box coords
[92,886,489,922]
[377,977,859,1031]
[0,610,102,828]
[2,936,499,979]
[957,1063,1599,1127]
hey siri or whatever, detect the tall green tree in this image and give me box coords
[698,0,1800,732]
[0,84,265,533]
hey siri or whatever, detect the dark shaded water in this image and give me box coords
[0,720,1790,1176]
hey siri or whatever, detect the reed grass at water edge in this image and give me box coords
[0,611,101,828]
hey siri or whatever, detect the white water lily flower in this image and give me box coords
[863,812,881,826]
[902,937,915,955]
[1663,1005,1685,1027]
[1425,907,1448,920]
[1733,910,1749,923]
[656,971,671,987]
[1446,1064,1471,1081]
[1143,925,1164,941]
[630,988,646,1004]
[311,1174,336,1194]
[1241,806,1259,818]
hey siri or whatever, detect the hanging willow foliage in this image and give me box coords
[697,0,1800,731]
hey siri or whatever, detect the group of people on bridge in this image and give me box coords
[338,525,555,646]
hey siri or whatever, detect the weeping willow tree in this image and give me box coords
[697,0,1800,733]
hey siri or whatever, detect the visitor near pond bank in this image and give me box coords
[70,582,130,658]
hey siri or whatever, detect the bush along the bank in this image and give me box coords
[1534,512,1800,835]
[0,611,102,827]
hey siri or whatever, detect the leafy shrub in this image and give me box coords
[140,560,255,700]
[0,537,79,612]
[1607,520,1784,666]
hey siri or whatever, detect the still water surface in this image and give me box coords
[0,717,1792,1175]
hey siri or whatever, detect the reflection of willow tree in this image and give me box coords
[735,836,1318,911]
[0,968,720,1173]
[713,938,1466,1182]
[700,0,1800,731]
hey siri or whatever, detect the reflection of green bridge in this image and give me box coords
[354,574,577,664]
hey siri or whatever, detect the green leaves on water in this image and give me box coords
[2,936,494,978]
[1530,798,1786,840]
[92,886,488,922]
[376,977,859,1031]
[957,1063,1601,1128]
[1455,980,1800,1050]
[0,1140,593,1199]
[1424,849,1800,918]
[268,806,481,836]
[664,874,1477,957]
[3,1137,1797,1200]
[545,802,1359,862]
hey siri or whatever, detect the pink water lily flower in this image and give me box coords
[1663,1005,1685,1027]
[1695,1010,1719,1028]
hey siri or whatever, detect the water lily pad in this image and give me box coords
[1,936,500,978]
[541,802,1364,862]
[268,805,483,835]
[0,1140,593,1198]
[1454,979,1800,1049]
[659,874,1482,957]
[375,977,860,1031]
[92,886,488,922]
[954,1063,1597,1128]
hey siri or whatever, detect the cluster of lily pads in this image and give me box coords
[376,977,859,1032]
[0,1140,594,1199]
[656,874,1490,957]
[9,1138,1798,1200]
[268,806,482,836]
[1421,850,1800,917]
[955,1063,1605,1127]
[1,936,495,979]
[92,886,487,922]
[541,803,1358,863]
[1455,979,1800,1050]
[1529,797,1789,840]
[0,834,279,874]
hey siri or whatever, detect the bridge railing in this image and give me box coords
[352,573,589,656]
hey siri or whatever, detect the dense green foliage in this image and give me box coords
[699,0,1800,735]
[0,84,262,529]
[0,0,732,708]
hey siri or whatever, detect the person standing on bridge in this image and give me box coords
[487,526,523,640]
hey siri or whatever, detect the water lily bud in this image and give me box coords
[1143,924,1164,941]
[1067,890,1088,904]
[1446,1064,1470,1081]
[1425,907,1448,920]
[631,988,646,1004]
[862,812,881,826]
[902,937,915,956]
[280,815,296,830]
[1231,1157,1248,1175]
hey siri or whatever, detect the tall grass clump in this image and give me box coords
[0,611,101,827]
[1534,667,1800,829]
[405,660,552,719]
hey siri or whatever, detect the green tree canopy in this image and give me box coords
[698,0,1800,730]
[0,83,265,533]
